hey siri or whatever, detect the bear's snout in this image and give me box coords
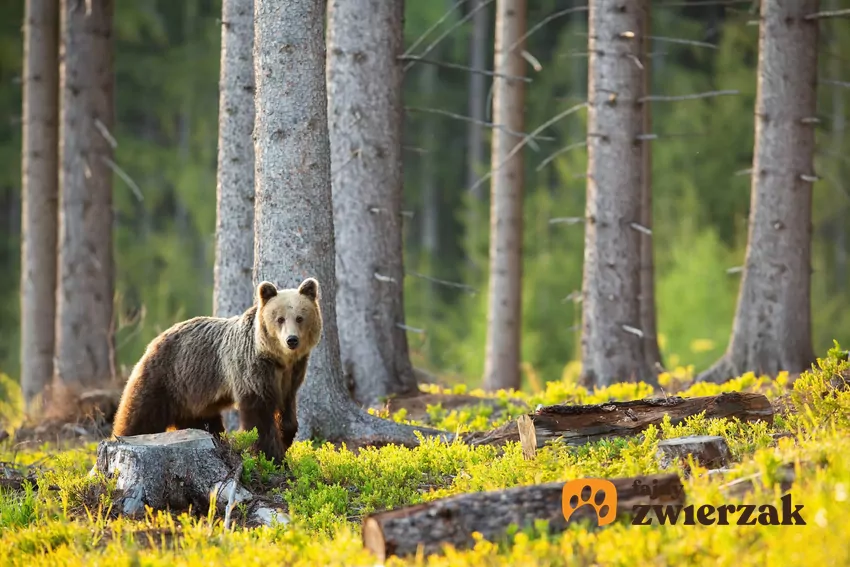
[285,335,299,349]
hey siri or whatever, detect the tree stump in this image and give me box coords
[362,473,685,562]
[655,435,731,471]
[93,429,287,527]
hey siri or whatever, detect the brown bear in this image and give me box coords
[111,277,323,464]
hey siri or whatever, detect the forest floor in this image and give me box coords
[1,345,849,566]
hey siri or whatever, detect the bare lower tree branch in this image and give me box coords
[403,0,467,57]
[535,141,587,171]
[505,6,589,57]
[398,56,531,81]
[468,102,588,194]
[822,79,850,89]
[405,106,554,142]
[406,270,477,294]
[403,0,495,72]
[648,35,718,49]
[804,8,850,19]
[640,89,738,102]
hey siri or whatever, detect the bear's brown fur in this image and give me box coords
[112,278,323,464]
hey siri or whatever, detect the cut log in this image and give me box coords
[93,429,288,527]
[655,435,731,471]
[464,392,773,448]
[362,473,684,561]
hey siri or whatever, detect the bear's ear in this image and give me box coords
[298,277,320,301]
[256,281,278,305]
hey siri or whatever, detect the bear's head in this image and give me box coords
[255,278,323,362]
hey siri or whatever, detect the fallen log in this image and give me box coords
[656,435,731,471]
[362,472,684,562]
[92,429,287,527]
[464,392,773,448]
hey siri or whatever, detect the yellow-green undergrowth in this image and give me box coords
[0,344,848,566]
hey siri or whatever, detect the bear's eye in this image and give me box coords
[296,316,304,324]
[276,316,285,325]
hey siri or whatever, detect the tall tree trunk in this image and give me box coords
[419,64,439,257]
[326,0,417,407]
[828,0,846,291]
[464,0,490,272]
[580,0,651,388]
[213,0,254,318]
[54,0,116,391]
[696,0,818,384]
[20,0,59,408]
[466,0,489,196]
[638,3,663,382]
[482,0,527,392]
[252,0,448,445]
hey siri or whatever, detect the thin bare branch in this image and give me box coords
[506,6,589,58]
[101,157,143,202]
[549,217,584,225]
[405,106,555,142]
[403,145,429,154]
[804,8,850,20]
[536,141,587,171]
[520,50,543,72]
[639,89,738,102]
[403,0,467,57]
[94,118,118,149]
[403,0,495,72]
[468,102,589,195]
[406,270,477,295]
[822,79,850,89]
[648,35,718,49]
[398,55,531,82]
[397,323,425,334]
[655,0,752,6]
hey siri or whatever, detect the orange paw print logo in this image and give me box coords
[561,478,617,526]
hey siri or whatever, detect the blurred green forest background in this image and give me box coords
[0,0,848,390]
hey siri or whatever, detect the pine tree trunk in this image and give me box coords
[419,62,439,257]
[638,2,663,381]
[55,0,116,391]
[213,0,255,319]
[326,0,417,407]
[20,0,59,408]
[696,0,818,384]
[483,0,527,392]
[252,0,449,445]
[464,0,490,270]
[466,0,489,195]
[828,0,846,291]
[580,0,651,387]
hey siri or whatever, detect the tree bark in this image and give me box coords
[638,5,663,380]
[94,429,287,526]
[20,0,60,408]
[828,0,846,293]
[252,0,450,446]
[696,0,819,384]
[466,0,490,196]
[213,0,255,319]
[463,392,774,447]
[483,0,527,392]
[55,0,116,391]
[326,0,417,407]
[363,473,684,562]
[581,0,651,387]
[655,434,731,471]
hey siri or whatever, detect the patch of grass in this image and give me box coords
[0,344,848,565]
